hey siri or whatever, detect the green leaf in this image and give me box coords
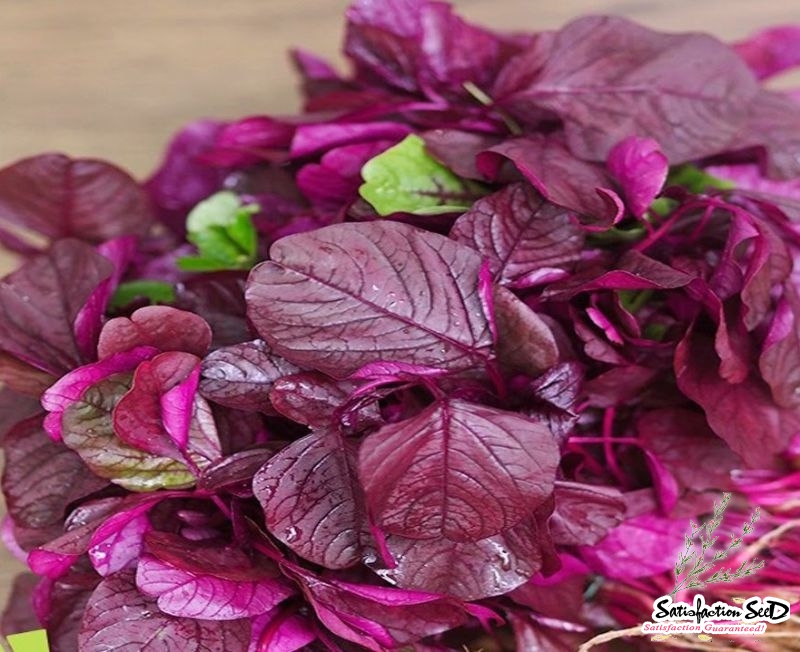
[61,375,196,492]
[110,280,176,309]
[7,629,49,652]
[359,134,487,216]
[666,164,735,193]
[179,191,259,272]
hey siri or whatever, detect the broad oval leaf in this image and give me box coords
[0,154,152,248]
[61,375,197,491]
[199,340,300,414]
[253,429,368,569]
[79,570,252,651]
[359,398,559,541]
[246,221,493,377]
[495,16,759,163]
[450,183,584,287]
[0,239,113,374]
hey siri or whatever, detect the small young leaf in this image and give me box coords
[109,280,176,309]
[178,191,259,271]
[666,164,735,193]
[359,134,486,215]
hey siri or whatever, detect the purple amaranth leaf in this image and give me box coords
[734,25,800,80]
[2,418,107,550]
[675,329,800,468]
[1,573,41,641]
[269,371,382,431]
[61,375,198,491]
[547,481,625,547]
[759,285,800,408]
[290,122,412,158]
[476,135,623,229]
[41,347,157,442]
[636,408,742,492]
[491,286,559,377]
[80,569,252,651]
[198,448,277,498]
[175,272,250,348]
[494,16,759,163]
[199,340,300,414]
[578,511,688,580]
[0,154,151,253]
[359,398,559,541]
[0,388,41,443]
[739,90,800,180]
[290,567,475,651]
[114,351,222,468]
[506,611,589,652]
[249,608,317,652]
[422,129,501,180]
[0,354,53,398]
[97,305,212,360]
[203,116,295,167]
[0,239,113,375]
[144,119,228,236]
[246,221,493,377]
[450,183,584,287]
[606,136,668,218]
[374,508,554,600]
[253,429,369,569]
[37,570,101,652]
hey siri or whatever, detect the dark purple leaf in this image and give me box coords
[0,239,113,374]
[548,481,625,547]
[1,573,41,639]
[199,340,299,414]
[495,16,759,163]
[291,567,473,650]
[374,511,551,600]
[269,372,382,431]
[39,571,101,652]
[450,183,584,287]
[175,272,250,348]
[422,130,501,180]
[97,306,212,360]
[606,137,668,218]
[79,570,252,651]
[491,286,559,376]
[290,122,411,158]
[675,330,800,468]
[254,429,368,569]
[476,135,623,228]
[197,448,276,497]
[204,116,295,167]
[2,418,107,544]
[0,388,42,441]
[760,286,800,408]
[144,119,227,236]
[0,154,151,250]
[246,222,493,377]
[359,398,558,541]
[507,611,589,652]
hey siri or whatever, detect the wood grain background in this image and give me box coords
[0,0,797,630]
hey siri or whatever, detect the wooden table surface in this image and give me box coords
[0,0,798,630]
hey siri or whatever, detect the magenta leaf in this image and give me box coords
[246,222,493,377]
[760,287,800,408]
[249,608,317,652]
[290,122,411,158]
[113,351,222,468]
[495,16,758,163]
[375,511,552,600]
[606,136,669,218]
[450,183,584,287]
[0,154,152,251]
[476,135,623,228]
[359,398,559,541]
[734,25,800,80]
[62,375,199,491]
[80,570,252,651]
[676,330,800,468]
[98,305,213,360]
[290,567,472,650]
[0,239,113,374]
[200,340,300,414]
[198,448,277,498]
[253,429,369,569]
[548,481,625,546]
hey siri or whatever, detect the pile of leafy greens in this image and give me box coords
[2,2,800,650]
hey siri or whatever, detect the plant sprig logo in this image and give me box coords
[643,492,790,642]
